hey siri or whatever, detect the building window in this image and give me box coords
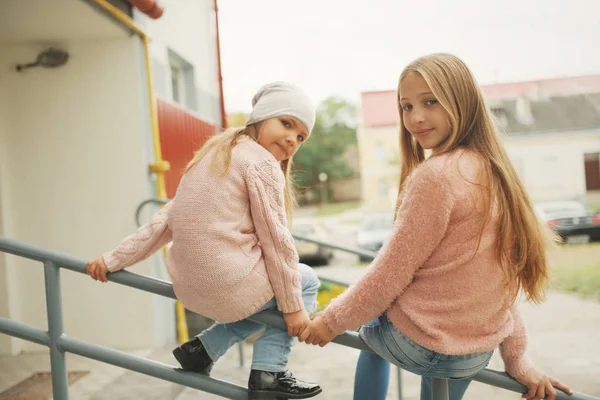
[170,65,184,104]
[168,49,197,111]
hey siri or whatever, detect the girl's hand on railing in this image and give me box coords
[298,314,336,347]
[283,309,310,337]
[86,257,109,283]
[519,368,572,400]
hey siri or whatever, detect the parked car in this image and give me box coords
[356,212,395,261]
[291,218,334,266]
[534,200,600,244]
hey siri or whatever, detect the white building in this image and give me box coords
[487,79,600,205]
[0,0,223,355]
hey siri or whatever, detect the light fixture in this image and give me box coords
[16,48,69,72]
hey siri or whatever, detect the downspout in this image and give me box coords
[214,0,227,129]
[91,0,190,345]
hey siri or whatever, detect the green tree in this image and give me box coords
[226,112,248,128]
[292,97,358,201]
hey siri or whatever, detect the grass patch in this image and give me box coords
[314,201,360,217]
[550,261,600,300]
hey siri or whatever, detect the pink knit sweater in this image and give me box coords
[103,138,303,322]
[321,149,535,381]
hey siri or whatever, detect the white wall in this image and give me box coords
[0,39,165,354]
[139,0,221,122]
[505,131,600,202]
[358,123,600,209]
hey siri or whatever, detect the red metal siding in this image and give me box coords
[157,99,217,198]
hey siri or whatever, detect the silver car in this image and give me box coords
[356,212,395,261]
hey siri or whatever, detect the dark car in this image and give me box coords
[291,218,334,266]
[534,201,600,244]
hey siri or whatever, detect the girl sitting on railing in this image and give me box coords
[87,82,323,400]
[300,53,572,400]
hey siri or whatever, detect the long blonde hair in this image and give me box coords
[184,123,297,225]
[396,53,556,304]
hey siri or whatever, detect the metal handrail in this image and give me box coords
[131,198,598,399]
[135,198,379,260]
[1,238,595,399]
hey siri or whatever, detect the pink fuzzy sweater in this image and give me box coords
[321,149,535,380]
[103,138,303,322]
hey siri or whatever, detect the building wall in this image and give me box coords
[138,0,222,126]
[357,124,399,211]
[358,123,600,210]
[330,177,361,202]
[0,40,162,354]
[0,51,16,353]
[505,130,600,203]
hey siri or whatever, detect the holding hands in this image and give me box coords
[298,314,336,346]
[283,309,311,336]
[283,310,336,346]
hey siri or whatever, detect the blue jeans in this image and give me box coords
[354,315,493,400]
[198,263,320,372]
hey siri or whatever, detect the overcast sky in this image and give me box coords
[218,0,600,113]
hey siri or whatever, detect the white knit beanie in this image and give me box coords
[246,82,316,134]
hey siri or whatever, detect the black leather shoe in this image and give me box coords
[248,369,322,399]
[172,338,214,375]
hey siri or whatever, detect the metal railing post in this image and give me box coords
[44,260,69,399]
[238,340,245,367]
[431,378,449,400]
[397,367,403,400]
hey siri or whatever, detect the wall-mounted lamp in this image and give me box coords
[16,48,69,72]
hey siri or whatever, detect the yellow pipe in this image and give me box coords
[92,0,189,345]
[140,35,169,195]
[141,35,189,345]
